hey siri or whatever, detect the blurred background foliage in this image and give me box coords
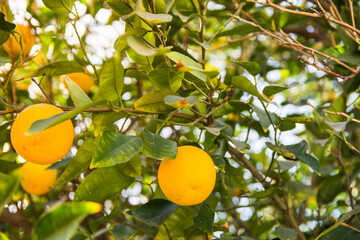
[1,0,360,239]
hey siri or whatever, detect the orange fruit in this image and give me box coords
[62,72,95,93]
[157,145,216,206]
[2,24,36,60]
[10,103,74,165]
[20,162,57,195]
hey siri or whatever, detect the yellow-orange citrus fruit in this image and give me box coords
[20,162,57,195]
[158,145,216,206]
[10,103,74,165]
[2,24,36,60]
[63,72,95,93]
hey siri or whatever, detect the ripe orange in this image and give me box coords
[157,145,216,206]
[10,103,74,165]
[20,162,57,195]
[63,72,95,93]
[2,24,36,60]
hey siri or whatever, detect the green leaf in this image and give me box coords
[105,0,132,17]
[250,104,279,132]
[228,137,250,152]
[33,202,102,240]
[96,55,124,102]
[91,131,142,168]
[262,82,298,98]
[54,137,99,187]
[92,112,127,137]
[327,93,346,122]
[148,68,182,92]
[116,154,142,178]
[0,30,10,45]
[204,126,227,136]
[0,232,10,240]
[130,199,179,226]
[19,61,84,80]
[285,141,320,174]
[112,224,136,239]
[326,129,360,155]
[27,100,103,135]
[193,203,214,234]
[74,167,133,202]
[141,129,177,160]
[249,187,281,199]
[164,95,197,109]
[127,35,171,57]
[0,12,15,44]
[0,170,21,213]
[0,12,15,32]
[136,11,173,24]
[0,160,20,174]
[114,27,148,52]
[165,51,202,72]
[64,77,93,107]
[155,206,195,238]
[316,206,360,240]
[42,0,75,13]
[133,89,175,113]
[275,226,297,240]
[165,51,207,82]
[232,76,269,102]
[266,142,296,159]
[231,60,261,76]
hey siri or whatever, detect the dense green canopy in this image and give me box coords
[1,0,360,239]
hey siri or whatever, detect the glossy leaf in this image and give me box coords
[0,170,21,213]
[193,203,214,234]
[130,199,179,226]
[105,0,132,17]
[231,60,261,76]
[285,141,320,174]
[114,27,148,52]
[42,0,75,13]
[136,11,173,24]
[33,202,102,240]
[165,51,207,82]
[54,137,99,187]
[164,95,197,109]
[27,101,104,135]
[112,224,136,239]
[262,82,298,98]
[275,226,297,240]
[133,89,175,113]
[92,112,127,137]
[266,142,296,159]
[141,129,177,160]
[232,76,269,102]
[91,130,142,168]
[115,154,142,178]
[74,167,133,202]
[19,61,84,80]
[96,55,124,102]
[250,104,279,132]
[127,35,171,57]
[64,77,92,107]
[148,68,182,92]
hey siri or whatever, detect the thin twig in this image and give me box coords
[246,0,360,36]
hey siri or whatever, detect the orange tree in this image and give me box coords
[1,0,360,239]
